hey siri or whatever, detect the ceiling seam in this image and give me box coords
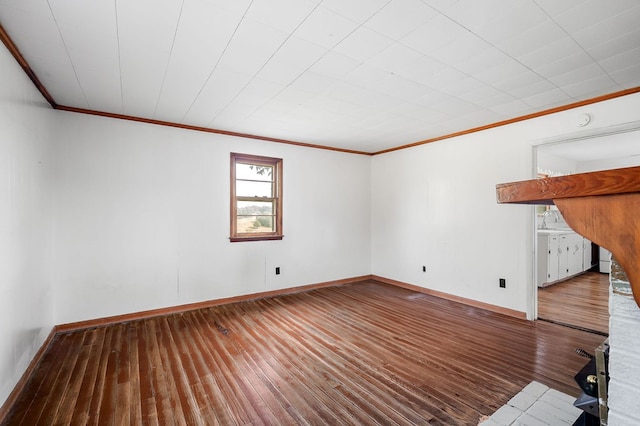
[152,0,186,119]
[181,0,255,121]
[115,0,124,114]
[45,0,90,109]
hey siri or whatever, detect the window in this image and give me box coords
[230,153,283,242]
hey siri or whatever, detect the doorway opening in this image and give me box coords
[532,125,640,334]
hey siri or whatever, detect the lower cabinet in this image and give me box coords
[537,231,593,287]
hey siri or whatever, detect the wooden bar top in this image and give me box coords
[496,166,640,307]
[496,166,640,205]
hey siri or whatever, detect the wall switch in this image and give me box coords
[422,266,426,272]
[275,267,280,275]
[499,278,506,288]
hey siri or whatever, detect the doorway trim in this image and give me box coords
[529,119,640,320]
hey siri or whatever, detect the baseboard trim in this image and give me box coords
[371,275,526,319]
[0,327,57,422]
[55,275,374,333]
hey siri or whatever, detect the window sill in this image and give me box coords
[229,235,284,243]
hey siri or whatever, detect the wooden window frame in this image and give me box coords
[230,153,283,242]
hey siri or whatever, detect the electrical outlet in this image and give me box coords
[499,278,506,288]
[275,267,280,275]
[422,266,426,272]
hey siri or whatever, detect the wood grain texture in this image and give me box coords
[555,194,640,306]
[2,281,605,425]
[496,166,640,205]
[538,272,609,335]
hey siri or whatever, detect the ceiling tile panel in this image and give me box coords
[216,18,289,76]
[245,0,319,33]
[395,55,448,86]
[152,3,245,121]
[181,67,253,124]
[427,32,493,70]
[400,14,466,55]
[364,0,438,40]
[286,71,335,94]
[444,0,508,30]
[571,5,640,49]
[471,92,518,110]
[333,26,394,63]
[609,63,640,87]
[49,0,121,111]
[116,0,184,116]
[488,99,533,116]
[364,43,423,73]
[586,28,640,62]
[505,78,556,99]
[256,59,306,86]
[533,0,587,16]
[308,51,360,79]
[600,45,640,72]
[454,82,507,105]
[495,19,566,58]
[420,0,461,13]
[321,0,391,23]
[293,6,359,49]
[517,36,585,70]
[552,0,639,34]
[521,88,569,108]
[471,1,548,43]
[471,59,532,87]
[269,36,328,70]
[375,74,429,101]
[533,51,595,80]
[560,75,621,99]
[547,63,609,88]
[430,96,477,116]
[342,63,391,89]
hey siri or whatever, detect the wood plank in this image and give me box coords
[538,272,609,335]
[496,166,640,205]
[2,281,606,425]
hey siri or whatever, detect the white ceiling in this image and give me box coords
[1,0,640,153]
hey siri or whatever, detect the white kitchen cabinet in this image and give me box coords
[566,233,584,277]
[583,237,593,271]
[537,230,592,287]
[537,233,560,287]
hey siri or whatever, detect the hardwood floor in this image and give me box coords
[538,271,610,335]
[2,281,606,425]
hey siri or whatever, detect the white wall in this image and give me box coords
[52,112,371,324]
[371,92,640,316]
[0,46,55,405]
[577,154,640,173]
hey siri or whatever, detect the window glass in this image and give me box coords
[230,153,282,242]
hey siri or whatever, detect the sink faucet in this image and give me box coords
[541,209,560,229]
